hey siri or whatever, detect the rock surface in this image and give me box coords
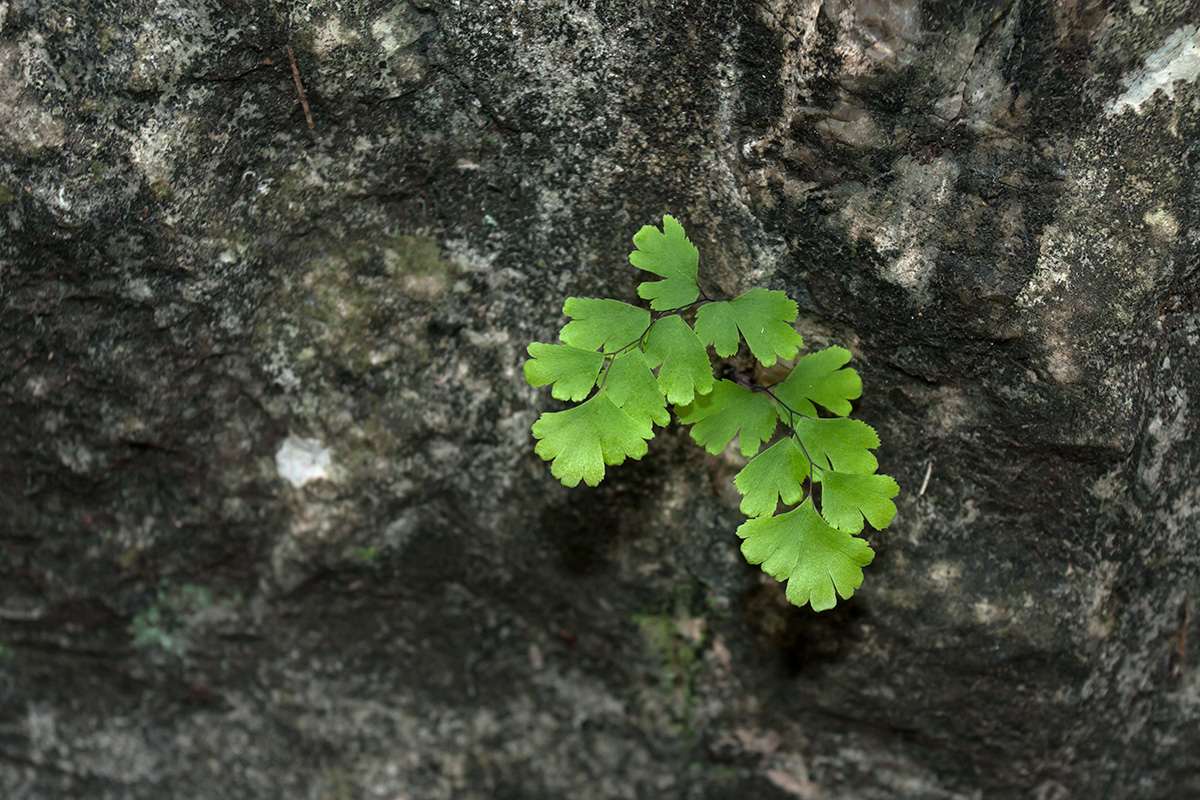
[1,0,1198,797]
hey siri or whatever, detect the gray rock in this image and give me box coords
[1,0,1198,797]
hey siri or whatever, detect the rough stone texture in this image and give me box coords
[1,0,1198,797]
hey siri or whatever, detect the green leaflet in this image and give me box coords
[524,343,605,401]
[604,350,670,427]
[526,215,899,613]
[531,391,653,488]
[819,471,900,533]
[630,214,700,310]
[675,380,777,458]
[560,298,650,354]
[644,314,714,405]
[795,417,880,478]
[736,500,875,612]
[693,288,803,367]
[773,346,862,417]
[734,437,810,518]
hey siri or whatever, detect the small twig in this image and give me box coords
[286,44,314,130]
[919,459,933,496]
[1170,592,1191,681]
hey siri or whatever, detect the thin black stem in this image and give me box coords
[651,296,711,319]
[595,296,712,393]
[731,375,825,504]
[731,377,816,429]
[596,359,614,393]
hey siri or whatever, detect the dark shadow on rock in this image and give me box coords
[539,456,667,577]
[742,581,868,680]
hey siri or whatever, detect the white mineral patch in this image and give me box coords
[313,17,354,55]
[1106,25,1200,116]
[275,435,332,488]
[1144,207,1180,239]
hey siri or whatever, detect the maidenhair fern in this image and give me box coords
[524,216,898,611]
